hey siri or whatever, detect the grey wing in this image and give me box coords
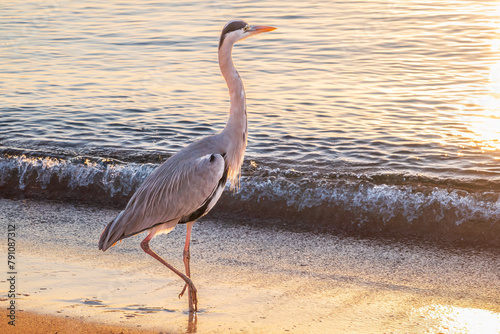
[99,153,225,251]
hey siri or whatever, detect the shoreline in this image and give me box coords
[0,198,499,333]
[2,151,499,248]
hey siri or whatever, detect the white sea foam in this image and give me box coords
[1,155,499,244]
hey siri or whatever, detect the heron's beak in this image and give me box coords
[249,25,277,35]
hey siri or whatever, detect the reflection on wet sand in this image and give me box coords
[414,305,500,334]
[3,198,499,333]
[187,312,197,333]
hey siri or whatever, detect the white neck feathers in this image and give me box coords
[218,36,248,189]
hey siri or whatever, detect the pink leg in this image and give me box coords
[141,232,197,313]
[179,222,194,299]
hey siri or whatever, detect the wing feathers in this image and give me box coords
[99,152,225,251]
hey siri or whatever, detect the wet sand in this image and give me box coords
[0,309,158,334]
[0,198,499,333]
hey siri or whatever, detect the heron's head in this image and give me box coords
[219,20,276,50]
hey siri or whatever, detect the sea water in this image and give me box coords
[1,0,500,245]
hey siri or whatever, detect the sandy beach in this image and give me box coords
[0,198,499,333]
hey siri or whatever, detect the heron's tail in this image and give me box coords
[98,210,145,251]
[98,211,127,251]
[98,218,117,251]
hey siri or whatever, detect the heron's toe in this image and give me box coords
[179,283,188,298]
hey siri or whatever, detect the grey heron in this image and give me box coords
[98,20,276,313]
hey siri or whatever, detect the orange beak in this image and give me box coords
[250,25,277,34]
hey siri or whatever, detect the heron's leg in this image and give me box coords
[140,233,197,313]
[179,221,194,298]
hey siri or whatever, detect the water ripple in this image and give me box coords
[1,0,499,182]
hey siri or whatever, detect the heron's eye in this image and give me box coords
[243,25,250,32]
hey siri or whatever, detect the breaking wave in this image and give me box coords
[1,153,499,246]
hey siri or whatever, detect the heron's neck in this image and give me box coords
[218,41,248,188]
[219,43,247,132]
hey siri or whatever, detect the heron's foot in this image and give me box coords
[178,283,188,299]
[187,281,198,313]
[179,280,197,313]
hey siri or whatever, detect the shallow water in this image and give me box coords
[1,1,500,242]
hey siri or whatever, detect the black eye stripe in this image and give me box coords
[222,20,247,35]
[219,20,248,49]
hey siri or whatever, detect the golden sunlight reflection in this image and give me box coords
[461,58,500,152]
[495,4,500,31]
[458,2,500,153]
[416,305,500,334]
